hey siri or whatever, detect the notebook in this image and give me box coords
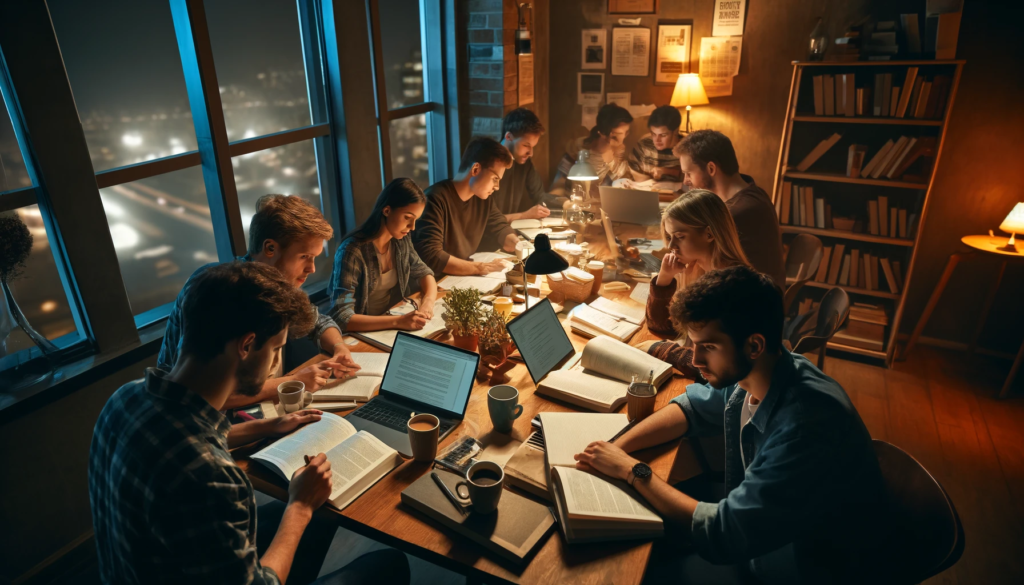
[510,217,565,230]
[351,299,448,351]
[570,303,640,342]
[314,353,389,402]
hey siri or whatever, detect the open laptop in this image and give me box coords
[599,186,662,226]
[506,298,580,385]
[348,332,479,457]
[602,209,663,274]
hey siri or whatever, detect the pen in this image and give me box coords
[608,420,638,444]
[431,472,467,516]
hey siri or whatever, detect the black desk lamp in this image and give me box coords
[522,233,569,310]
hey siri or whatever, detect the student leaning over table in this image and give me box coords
[550,103,634,199]
[157,194,360,410]
[640,189,751,379]
[491,107,569,223]
[576,266,885,584]
[90,262,410,585]
[328,178,438,333]
[628,104,684,182]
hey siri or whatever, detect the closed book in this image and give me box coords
[861,140,895,178]
[834,74,845,116]
[847,144,867,177]
[795,133,843,172]
[895,67,918,117]
[779,181,792,224]
[907,77,925,119]
[844,74,856,117]
[885,137,918,178]
[890,86,901,117]
[878,196,889,236]
[813,76,825,115]
[902,14,922,55]
[880,258,900,293]
[931,75,952,118]
[893,260,904,290]
[889,208,898,238]
[881,74,892,116]
[850,249,860,287]
[908,213,919,238]
[935,12,961,59]
[856,87,868,116]
[923,76,945,118]
[849,303,889,325]
[825,203,833,229]
[873,74,884,116]
[860,256,870,290]
[815,198,826,229]
[873,136,909,179]
[791,183,801,225]
[868,200,879,235]
[827,244,846,285]
[823,74,835,116]
[890,137,936,178]
[839,254,852,286]
[804,187,816,227]
[863,253,874,290]
[870,255,880,290]
[913,81,932,118]
[898,209,908,238]
[816,246,833,282]
[504,432,550,500]
[400,469,555,564]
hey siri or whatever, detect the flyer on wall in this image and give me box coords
[699,36,742,97]
[611,27,651,77]
[712,0,747,37]
[581,29,607,70]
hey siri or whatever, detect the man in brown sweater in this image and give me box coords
[675,130,787,288]
[413,137,519,276]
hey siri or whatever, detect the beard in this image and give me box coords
[703,349,754,389]
[235,353,268,397]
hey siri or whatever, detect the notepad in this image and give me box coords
[571,304,640,342]
[437,275,506,294]
[510,217,565,230]
[350,300,448,351]
[314,353,390,402]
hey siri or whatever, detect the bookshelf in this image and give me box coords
[773,60,964,366]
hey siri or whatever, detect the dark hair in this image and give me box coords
[674,129,740,176]
[458,136,514,173]
[587,103,633,143]
[180,262,317,362]
[347,178,427,241]
[648,105,682,131]
[502,108,545,138]
[248,194,334,255]
[669,265,783,353]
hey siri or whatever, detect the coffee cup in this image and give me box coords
[407,413,440,462]
[487,385,523,433]
[493,296,513,319]
[278,380,313,413]
[627,384,657,423]
[455,460,504,514]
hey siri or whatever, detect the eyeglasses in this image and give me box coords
[481,167,501,185]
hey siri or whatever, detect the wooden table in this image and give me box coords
[234,222,701,584]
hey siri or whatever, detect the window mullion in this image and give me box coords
[421,0,448,183]
[367,0,393,184]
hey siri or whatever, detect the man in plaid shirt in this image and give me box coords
[90,262,409,584]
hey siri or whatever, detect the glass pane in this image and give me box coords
[205,0,313,140]
[232,139,330,287]
[1,206,81,357]
[0,97,31,192]
[379,0,425,109]
[98,167,218,316]
[48,0,198,172]
[389,115,429,188]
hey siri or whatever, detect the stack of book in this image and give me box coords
[873,68,952,119]
[812,244,904,294]
[866,195,917,239]
[776,181,830,229]
[832,303,889,351]
[860,136,936,181]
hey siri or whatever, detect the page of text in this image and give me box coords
[540,412,629,469]
[253,415,356,479]
[381,336,476,412]
[325,431,391,499]
[558,467,661,522]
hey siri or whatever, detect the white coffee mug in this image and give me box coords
[278,380,313,413]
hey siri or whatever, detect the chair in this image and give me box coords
[788,286,849,371]
[782,234,823,314]
[868,440,965,583]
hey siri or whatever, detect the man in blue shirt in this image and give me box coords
[575,266,884,583]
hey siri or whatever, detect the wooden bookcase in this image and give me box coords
[772,60,964,366]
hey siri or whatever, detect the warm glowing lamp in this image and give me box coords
[997,202,1024,252]
[670,73,709,134]
[567,150,599,181]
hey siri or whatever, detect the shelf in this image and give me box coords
[781,225,914,247]
[792,59,965,67]
[784,171,929,189]
[793,115,943,126]
[801,279,901,300]
[825,341,888,359]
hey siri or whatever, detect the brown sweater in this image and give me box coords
[412,180,516,275]
[644,278,702,380]
[727,176,787,288]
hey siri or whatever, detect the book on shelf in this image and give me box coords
[894,67,919,117]
[855,87,870,116]
[351,299,448,351]
[814,197,825,229]
[833,320,886,351]
[929,74,952,119]
[890,86,901,117]
[879,258,900,294]
[823,74,835,116]
[804,188,816,228]
[815,246,832,283]
[898,209,908,238]
[862,253,874,290]
[541,412,664,544]
[315,353,388,402]
[867,200,880,235]
[872,136,909,179]
[913,81,932,118]
[878,196,889,236]
[902,14,922,55]
[252,416,402,510]
[795,133,843,172]
[889,208,899,238]
[847,144,867,177]
[861,139,894,178]
[934,11,962,60]
[812,76,824,115]
[885,137,918,178]
[908,213,919,239]
[858,258,868,291]
[893,260,904,290]
[779,181,792,224]
[880,74,893,116]
[827,243,846,285]
[839,254,852,286]
[907,77,925,118]
[890,137,936,179]
[870,255,880,291]
[850,249,860,287]
[536,336,672,413]
[844,74,856,118]
[825,203,833,229]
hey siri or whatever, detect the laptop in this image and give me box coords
[599,186,662,226]
[348,332,479,457]
[506,298,580,385]
[601,209,662,274]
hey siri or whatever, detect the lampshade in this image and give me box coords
[523,234,569,275]
[567,150,599,181]
[670,73,709,108]
[999,203,1024,234]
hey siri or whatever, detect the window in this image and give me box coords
[0,99,30,192]
[389,115,429,187]
[379,0,426,110]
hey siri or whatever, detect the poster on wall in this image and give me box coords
[581,29,607,70]
[608,0,657,14]
[654,22,692,85]
[518,54,534,105]
[611,27,651,77]
[699,36,743,97]
[577,72,605,105]
[712,0,747,37]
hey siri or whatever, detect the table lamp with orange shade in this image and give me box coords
[669,73,709,134]
[997,202,1024,252]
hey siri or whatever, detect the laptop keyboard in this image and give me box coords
[638,253,661,273]
[352,400,454,436]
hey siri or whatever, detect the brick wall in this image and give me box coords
[465,0,524,140]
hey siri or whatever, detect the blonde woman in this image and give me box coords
[644,189,752,377]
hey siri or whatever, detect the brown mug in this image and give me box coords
[627,384,656,423]
[407,413,440,462]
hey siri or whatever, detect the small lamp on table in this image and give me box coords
[670,73,709,135]
[997,202,1024,252]
[522,233,569,310]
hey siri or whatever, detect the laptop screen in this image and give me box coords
[379,332,479,418]
[506,298,576,384]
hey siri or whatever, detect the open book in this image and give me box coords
[314,353,389,402]
[517,227,575,242]
[252,415,403,510]
[351,299,448,351]
[539,412,663,543]
[570,302,642,342]
[537,336,672,412]
[437,275,506,294]
[510,217,565,230]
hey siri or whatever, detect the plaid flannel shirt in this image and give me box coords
[628,134,681,177]
[89,368,279,584]
[157,255,338,371]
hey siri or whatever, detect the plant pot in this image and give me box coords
[452,333,479,352]
[480,341,516,385]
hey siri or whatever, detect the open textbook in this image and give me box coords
[570,300,644,342]
[351,299,448,351]
[539,412,663,543]
[314,353,389,402]
[510,217,565,230]
[537,336,672,412]
[252,415,402,510]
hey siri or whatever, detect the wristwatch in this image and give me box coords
[628,462,652,487]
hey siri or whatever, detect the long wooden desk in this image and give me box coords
[234,222,701,584]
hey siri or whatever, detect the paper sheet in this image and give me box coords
[577,72,605,105]
[655,24,692,84]
[582,105,599,129]
[627,104,657,118]
[712,0,747,37]
[699,36,742,97]
[611,27,650,77]
[518,54,534,105]
[606,92,631,107]
[629,282,651,304]
[581,29,607,70]
[438,275,506,294]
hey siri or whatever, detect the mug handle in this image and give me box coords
[510,404,524,420]
[454,481,472,504]
[302,391,313,408]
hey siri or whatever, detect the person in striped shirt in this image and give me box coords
[629,105,684,182]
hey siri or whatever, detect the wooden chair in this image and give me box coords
[789,286,849,371]
[868,440,965,583]
[782,233,823,314]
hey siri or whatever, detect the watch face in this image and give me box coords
[633,462,652,479]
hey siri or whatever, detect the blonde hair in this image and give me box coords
[248,194,333,255]
[661,189,750,270]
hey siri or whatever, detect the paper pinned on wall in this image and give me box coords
[699,36,742,97]
[611,27,651,77]
[627,104,657,118]
[712,0,747,37]
[518,54,534,105]
[577,72,604,105]
[581,29,607,70]
[582,105,599,129]
[606,92,631,107]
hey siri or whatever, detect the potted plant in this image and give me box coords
[478,309,517,384]
[441,287,484,352]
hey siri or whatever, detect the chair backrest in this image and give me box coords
[791,287,849,355]
[870,440,965,583]
[784,233,824,282]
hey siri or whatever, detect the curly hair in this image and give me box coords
[669,265,784,352]
[0,214,33,283]
[180,261,317,362]
[248,195,334,256]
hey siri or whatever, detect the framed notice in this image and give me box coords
[608,0,657,14]
[581,29,607,70]
[654,22,692,85]
[611,27,651,77]
[712,0,747,37]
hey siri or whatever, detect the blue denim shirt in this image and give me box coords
[672,350,884,578]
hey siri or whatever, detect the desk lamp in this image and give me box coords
[670,73,709,134]
[997,202,1024,252]
[522,233,569,310]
